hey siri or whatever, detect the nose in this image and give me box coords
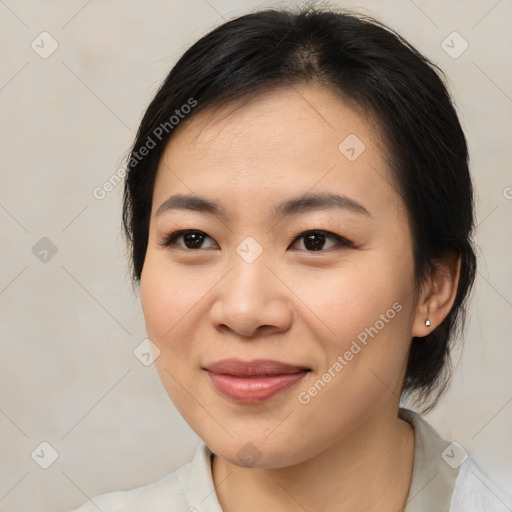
[208,251,293,339]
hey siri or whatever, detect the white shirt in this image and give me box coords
[70,408,511,511]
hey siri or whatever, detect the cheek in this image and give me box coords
[295,257,408,337]
[140,252,198,352]
[140,254,204,406]
[140,260,169,342]
[294,254,414,389]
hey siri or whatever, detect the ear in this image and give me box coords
[412,251,461,337]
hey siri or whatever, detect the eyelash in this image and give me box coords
[157,229,354,252]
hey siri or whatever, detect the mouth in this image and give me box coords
[203,358,311,403]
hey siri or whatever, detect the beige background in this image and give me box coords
[0,0,511,510]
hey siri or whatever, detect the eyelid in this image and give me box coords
[289,229,354,250]
[158,228,354,251]
[157,229,218,249]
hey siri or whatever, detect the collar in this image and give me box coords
[399,407,459,511]
[179,407,459,511]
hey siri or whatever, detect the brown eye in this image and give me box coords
[290,230,353,251]
[158,229,352,252]
[158,230,218,250]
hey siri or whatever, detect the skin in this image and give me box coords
[140,84,460,511]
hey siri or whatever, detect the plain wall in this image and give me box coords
[0,1,511,510]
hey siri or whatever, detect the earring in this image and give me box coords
[425,319,431,327]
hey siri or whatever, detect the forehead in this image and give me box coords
[152,84,402,221]
[164,85,378,162]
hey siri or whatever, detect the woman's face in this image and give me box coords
[140,84,422,468]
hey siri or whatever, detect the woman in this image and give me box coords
[72,5,510,511]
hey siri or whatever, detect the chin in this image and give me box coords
[203,431,316,470]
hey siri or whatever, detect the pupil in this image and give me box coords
[185,232,204,248]
[304,233,325,251]
[182,232,327,250]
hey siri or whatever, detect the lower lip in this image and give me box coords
[206,371,309,403]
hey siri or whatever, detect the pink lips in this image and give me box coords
[203,358,310,403]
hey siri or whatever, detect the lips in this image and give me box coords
[204,358,311,376]
[203,358,311,403]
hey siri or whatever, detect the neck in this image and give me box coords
[212,407,415,512]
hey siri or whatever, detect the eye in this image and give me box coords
[289,230,353,251]
[158,229,354,252]
[158,230,218,250]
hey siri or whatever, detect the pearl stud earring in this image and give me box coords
[425,319,431,327]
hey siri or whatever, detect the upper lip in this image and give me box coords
[203,358,311,377]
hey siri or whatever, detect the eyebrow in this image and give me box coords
[155,192,371,219]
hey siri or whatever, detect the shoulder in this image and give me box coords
[69,443,213,512]
[399,408,512,512]
[69,472,185,512]
[449,457,512,512]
